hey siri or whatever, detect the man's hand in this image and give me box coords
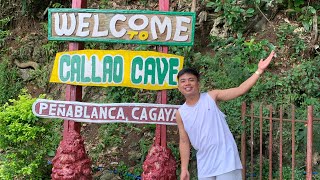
[180,169,190,180]
[257,51,276,73]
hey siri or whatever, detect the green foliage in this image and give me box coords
[138,136,153,163]
[276,24,307,60]
[103,86,157,103]
[90,123,153,179]
[0,16,12,47]
[52,2,64,8]
[0,58,24,105]
[0,90,62,179]
[85,42,111,50]
[251,57,320,107]
[205,35,274,90]
[299,6,317,32]
[189,20,320,178]
[21,0,70,17]
[99,0,111,9]
[42,40,63,60]
[276,0,318,32]
[99,123,129,147]
[41,22,65,60]
[206,0,255,32]
[274,166,320,179]
[0,16,12,28]
[115,161,141,180]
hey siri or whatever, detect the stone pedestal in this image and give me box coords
[51,130,92,180]
[142,144,177,180]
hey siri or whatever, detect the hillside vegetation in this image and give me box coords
[0,0,319,179]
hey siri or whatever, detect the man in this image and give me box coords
[176,51,275,180]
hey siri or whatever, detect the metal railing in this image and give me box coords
[241,103,319,180]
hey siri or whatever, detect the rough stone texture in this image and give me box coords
[18,69,31,81]
[51,130,92,180]
[142,144,177,180]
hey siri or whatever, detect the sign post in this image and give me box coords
[142,1,177,179]
[51,1,92,180]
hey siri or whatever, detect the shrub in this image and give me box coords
[0,58,24,105]
[0,90,62,179]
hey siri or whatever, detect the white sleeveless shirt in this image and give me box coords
[179,93,242,178]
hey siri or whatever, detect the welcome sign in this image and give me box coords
[48,8,196,46]
[50,50,184,90]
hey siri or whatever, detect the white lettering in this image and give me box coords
[83,106,90,118]
[48,104,57,116]
[140,108,148,120]
[39,103,48,114]
[99,107,107,119]
[128,15,148,31]
[170,109,177,121]
[91,107,98,119]
[164,108,172,121]
[57,104,66,116]
[132,107,140,120]
[110,14,126,37]
[54,13,76,36]
[116,107,125,119]
[173,16,190,41]
[76,13,92,37]
[108,107,116,119]
[66,106,73,117]
[74,105,83,118]
[158,108,165,121]
[149,108,157,121]
[92,14,108,37]
[150,16,171,40]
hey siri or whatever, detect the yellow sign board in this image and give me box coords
[50,50,184,90]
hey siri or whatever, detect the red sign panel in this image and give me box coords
[32,99,179,125]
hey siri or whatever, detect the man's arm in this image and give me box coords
[176,111,190,180]
[209,51,275,102]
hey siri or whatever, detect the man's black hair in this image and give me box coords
[177,67,200,81]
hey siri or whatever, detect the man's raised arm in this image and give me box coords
[209,51,276,102]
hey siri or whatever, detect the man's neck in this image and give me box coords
[185,93,200,106]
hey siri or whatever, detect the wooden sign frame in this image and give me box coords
[48,8,196,46]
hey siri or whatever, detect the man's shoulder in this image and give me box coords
[178,102,187,110]
[207,90,218,101]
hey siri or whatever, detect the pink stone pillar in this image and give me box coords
[142,0,177,179]
[51,1,92,179]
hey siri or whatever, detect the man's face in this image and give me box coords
[177,73,200,97]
